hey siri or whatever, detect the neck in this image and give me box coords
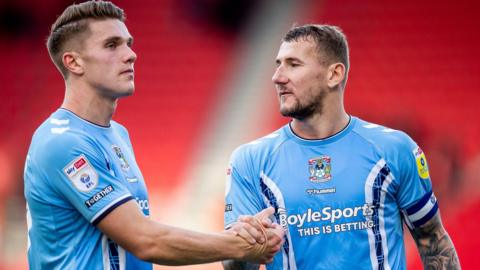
[290,92,349,139]
[61,80,117,127]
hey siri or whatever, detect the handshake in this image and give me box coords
[224,207,285,264]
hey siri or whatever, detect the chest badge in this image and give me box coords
[308,156,332,183]
[112,145,130,171]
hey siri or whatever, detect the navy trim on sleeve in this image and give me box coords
[406,190,433,215]
[412,203,439,228]
[92,196,133,226]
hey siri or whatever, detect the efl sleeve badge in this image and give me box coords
[63,154,99,192]
[412,147,430,179]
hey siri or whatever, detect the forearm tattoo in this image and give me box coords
[411,213,461,270]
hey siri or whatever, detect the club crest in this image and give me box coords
[112,145,130,171]
[308,156,332,183]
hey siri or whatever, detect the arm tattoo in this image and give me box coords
[410,212,461,269]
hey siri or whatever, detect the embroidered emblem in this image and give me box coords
[308,156,332,183]
[413,146,430,179]
[112,145,130,171]
[63,155,98,192]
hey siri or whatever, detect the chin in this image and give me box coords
[122,84,135,96]
[280,106,293,117]
[124,88,135,96]
[280,102,295,115]
[114,88,134,98]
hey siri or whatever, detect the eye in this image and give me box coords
[106,42,117,49]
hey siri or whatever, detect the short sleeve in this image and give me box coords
[395,137,438,229]
[38,132,133,225]
[224,147,265,228]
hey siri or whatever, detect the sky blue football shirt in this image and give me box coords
[24,109,152,270]
[225,116,438,270]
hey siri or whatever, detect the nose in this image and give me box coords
[124,45,137,64]
[272,66,288,85]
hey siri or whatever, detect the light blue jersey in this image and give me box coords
[225,116,438,270]
[24,109,152,270]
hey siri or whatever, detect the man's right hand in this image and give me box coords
[244,222,284,263]
[226,207,285,263]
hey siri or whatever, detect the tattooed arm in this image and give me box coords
[410,211,461,269]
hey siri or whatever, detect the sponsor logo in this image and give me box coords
[126,177,138,183]
[63,155,98,192]
[413,146,430,179]
[74,158,86,169]
[278,204,375,228]
[112,145,130,171]
[65,156,87,177]
[278,204,376,237]
[65,166,75,175]
[308,156,332,183]
[85,185,114,208]
[306,188,336,195]
[225,204,233,212]
[136,197,149,211]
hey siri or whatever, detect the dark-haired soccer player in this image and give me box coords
[224,24,460,269]
[24,1,283,269]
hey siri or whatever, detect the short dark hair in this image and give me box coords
[283,24,349,85]
[46,1,125,78]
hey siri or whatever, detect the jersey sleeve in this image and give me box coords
[224,146,265,228]
[37,132,133,225]
[394,134,438,229]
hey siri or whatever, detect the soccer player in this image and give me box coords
[223,24,461,269]
[24,1,284,269]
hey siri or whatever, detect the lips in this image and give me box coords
[278,91,293,98]
[120,68,134,74]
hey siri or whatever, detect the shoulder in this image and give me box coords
[30,118,101,171]
[111,120,129,136]
[351,117,418,157]
[231,126,289,164]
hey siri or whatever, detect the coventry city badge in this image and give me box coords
[308,156,332,183]
[112,145,130,171]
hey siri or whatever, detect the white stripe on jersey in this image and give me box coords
[261,172,297,270]
[102,235,109,270]
[119,246,126,270]
[407,193,436,223]
[364,159,393,270]
[102,235,126,270]
[379,169,394,270]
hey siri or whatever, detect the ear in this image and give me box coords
[326,63,346,89]
[62,51,84,76]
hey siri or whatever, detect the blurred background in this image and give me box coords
[1,0,479,269]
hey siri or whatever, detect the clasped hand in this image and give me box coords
[226,207,285,263]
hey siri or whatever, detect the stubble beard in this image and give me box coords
[280,87,327,120]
